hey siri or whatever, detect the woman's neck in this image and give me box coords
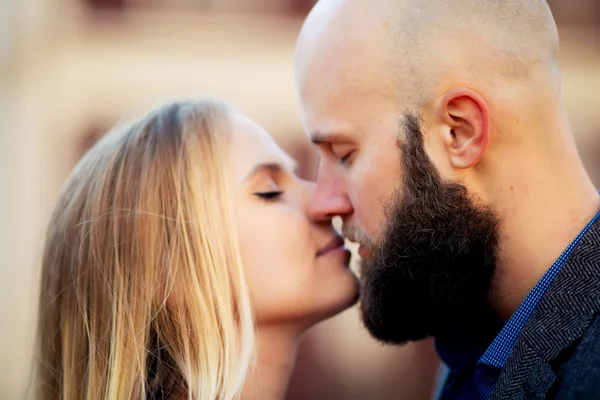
[242,324,301,400]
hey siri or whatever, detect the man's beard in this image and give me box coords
[359,113,499,345]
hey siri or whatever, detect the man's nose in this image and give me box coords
[308,175,354,222]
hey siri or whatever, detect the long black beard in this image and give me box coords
[360,114,499,345]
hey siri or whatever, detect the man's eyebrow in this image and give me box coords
[310,131,350,145]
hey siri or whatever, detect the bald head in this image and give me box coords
[296,0,560,110]
[295,0,600,346]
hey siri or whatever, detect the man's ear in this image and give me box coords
[433,88,490,169]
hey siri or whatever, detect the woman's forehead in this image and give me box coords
[229,113,296,177]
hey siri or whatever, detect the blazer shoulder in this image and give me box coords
[555,312,600,399]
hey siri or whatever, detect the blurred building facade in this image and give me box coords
[2,0,600,398]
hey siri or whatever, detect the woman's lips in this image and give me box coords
[317,235,346,257]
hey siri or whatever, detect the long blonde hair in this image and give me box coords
[36,100,255,399]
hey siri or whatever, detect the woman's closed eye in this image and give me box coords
[254,191,283,201]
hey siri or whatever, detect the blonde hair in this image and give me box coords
[36,99,255,399]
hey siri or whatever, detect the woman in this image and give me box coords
[36,99,359,399]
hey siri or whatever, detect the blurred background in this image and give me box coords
[1,0,599,398]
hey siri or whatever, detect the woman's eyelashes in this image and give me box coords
[254,191,283,201]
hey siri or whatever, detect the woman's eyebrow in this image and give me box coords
[241,163,283,183]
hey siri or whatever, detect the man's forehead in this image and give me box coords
[300,80,395,143]
[296,42,395,128]
[295,1,392,89]
[295,3,399,145]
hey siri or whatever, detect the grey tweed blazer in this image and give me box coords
[490,217,600,399]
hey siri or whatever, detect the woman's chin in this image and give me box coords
[309,279,361,327]
[334,270,361,309]
[337,282,361,315]
[256,273,360,333]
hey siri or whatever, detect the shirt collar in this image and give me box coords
[478,208,600,370]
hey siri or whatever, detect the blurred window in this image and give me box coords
[84,0,127,10]
[82,0,316,15]
[548,0,600,27]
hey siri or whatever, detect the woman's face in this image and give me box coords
[229,113,359,329]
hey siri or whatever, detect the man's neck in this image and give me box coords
[487,143,600,321]
[242,325,301,400]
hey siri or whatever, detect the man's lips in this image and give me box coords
[344,234,371,258]
[317,235,346,256]
[358,244,371,258]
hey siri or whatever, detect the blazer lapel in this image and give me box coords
[490,340,556,399]
[490,218,600,399]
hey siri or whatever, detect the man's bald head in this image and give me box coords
[296,0,600,346]
[296,0,560,110]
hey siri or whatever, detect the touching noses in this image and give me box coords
[307,165,353,222]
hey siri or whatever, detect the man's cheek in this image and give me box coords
[356,197,384,238]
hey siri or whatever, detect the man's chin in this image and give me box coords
[358,277,434,345]
[359,300,432,345]
[357,258,455,345]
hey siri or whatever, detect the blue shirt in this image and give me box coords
[437,209,600,400]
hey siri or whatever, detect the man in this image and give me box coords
[294,0,600,399]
